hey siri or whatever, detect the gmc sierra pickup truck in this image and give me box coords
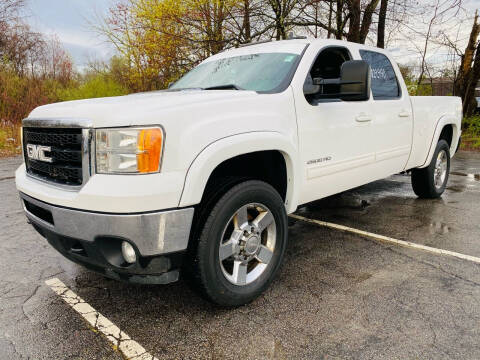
[16,38,462,306]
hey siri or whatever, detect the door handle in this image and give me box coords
[398,110,410,118]
[355,113,372,122]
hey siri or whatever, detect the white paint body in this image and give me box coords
[16,39,462,214]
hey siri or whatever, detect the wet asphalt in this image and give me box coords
[1,152,480,359]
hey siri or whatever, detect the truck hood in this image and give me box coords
[27,90,260,128]
[24,86,298,187]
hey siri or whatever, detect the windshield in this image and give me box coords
[170,52,300,93]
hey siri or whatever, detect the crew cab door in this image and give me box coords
[359,50,413,175]
[291,44,377,205]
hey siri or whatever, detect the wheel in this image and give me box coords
[411,139,450,199]
[190,180,288,307]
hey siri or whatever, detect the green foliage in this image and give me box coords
[0,125,21,157]
[414,84,433,96]
[0,68,55,124]
[461,116,480,150]
[463,116,480,133]
[57,75,128,101]
[403,81,433,96]
[0,67,128,156]
[398,65,414,84]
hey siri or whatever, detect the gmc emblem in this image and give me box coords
[26,144,53,163]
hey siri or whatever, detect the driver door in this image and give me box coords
[293,45,376,205]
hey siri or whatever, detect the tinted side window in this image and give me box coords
[359,50,400,99]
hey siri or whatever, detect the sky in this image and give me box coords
[23,0,116,69]
[23,0,480,72]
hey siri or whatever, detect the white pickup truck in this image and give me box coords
[16,38,462,306]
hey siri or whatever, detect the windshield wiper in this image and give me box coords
[204,84,244,90]
[167,87,203,92]
[167,84,244,91]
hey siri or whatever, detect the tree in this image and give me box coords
[96,0,188,91]
[345,0,380,43]
[0,0,24,24]
[392,0,463,94]
[44,36,73,84]
[293,0,389,44]
[376,0,387,48]
[290,1,338,39]
[0,0,23,53]
[455,12,480,116]
[225,0,277,44]
[0,0,75,133]
[265,0,302,40]
[96,0,251,91]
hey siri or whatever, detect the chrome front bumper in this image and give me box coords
[20,192,194,256]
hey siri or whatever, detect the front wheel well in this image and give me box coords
[202,151,288,203]
[185,150,288,262]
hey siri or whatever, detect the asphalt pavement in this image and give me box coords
[1,152,480,359]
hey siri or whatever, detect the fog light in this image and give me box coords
[121,241,137,264]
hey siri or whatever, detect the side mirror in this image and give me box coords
[303,74,320,95]
[339,60,371,101]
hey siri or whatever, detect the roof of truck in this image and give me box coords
[242,37,386,51]
[203,38,389,64]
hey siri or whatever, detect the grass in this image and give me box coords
[460,116,480,151]
[0,123,22,158]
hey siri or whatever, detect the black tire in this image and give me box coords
[189,180,288,307]
[411,139,450,199]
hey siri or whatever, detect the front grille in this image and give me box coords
[23,130,82,147]
[23,127,83,186]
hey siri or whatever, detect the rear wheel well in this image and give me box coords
[439,124,453,148]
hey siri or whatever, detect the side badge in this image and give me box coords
[307,157,332,165]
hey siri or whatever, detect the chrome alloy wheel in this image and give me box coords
[434,150,448,189]
[219,203,276,286]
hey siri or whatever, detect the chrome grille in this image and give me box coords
[23,129,82,147]
[23,127,84,186]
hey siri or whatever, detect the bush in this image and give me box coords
[0,121,21,157]
[461,116,480,150]
[0,69,55,125]
[57,75,128,101]
[0,69,129,157]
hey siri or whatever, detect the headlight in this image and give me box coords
[95,127,164,174]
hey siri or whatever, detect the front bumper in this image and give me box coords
[20,192,194,284]
[15,164,187,213]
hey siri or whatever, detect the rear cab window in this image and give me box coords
[359,50,400,100]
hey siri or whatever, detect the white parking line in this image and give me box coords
[45,278,158,360]
[290,214,480,264]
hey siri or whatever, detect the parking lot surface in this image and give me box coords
[2,152,480,359]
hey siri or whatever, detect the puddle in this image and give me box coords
[429,221,450,235]
[301,195,371,211]
[451,172,480,181]
[447,186,465,193]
